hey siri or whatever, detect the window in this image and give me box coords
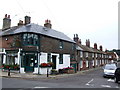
[80,51,83,57]
[86,52,88,57]
[59,54,63,64]
[47,53,51,62]
[92,53,94,57]
[59,41,63,49]
[23,33,39,46]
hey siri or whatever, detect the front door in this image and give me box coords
[52,55,56,69]
[25,54,34,72]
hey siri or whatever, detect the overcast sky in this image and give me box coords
[0,0,119,51]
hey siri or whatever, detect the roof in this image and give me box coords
[0,23,75,43]
[76,45,83,51]
[77,44,94,52]
[77,43,106,54]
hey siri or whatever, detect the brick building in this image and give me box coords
[73,34,110,71]
[0,14,76,74]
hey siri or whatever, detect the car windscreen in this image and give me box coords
[105,65,116,70]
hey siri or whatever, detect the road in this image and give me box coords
[2,67,120,89]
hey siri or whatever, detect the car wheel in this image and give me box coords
[114,77,118,83]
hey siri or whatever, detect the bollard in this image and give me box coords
[8,67,10,76]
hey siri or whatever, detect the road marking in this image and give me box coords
[101,85,111,88]
[34,86,49,88]
[107,79,114,82]
[86,79,94,86]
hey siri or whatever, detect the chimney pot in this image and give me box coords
[94,43,97,49]
[8,15,10,18]
[5,14,7,18]
[100,45,103,51]
[44,19,52,29]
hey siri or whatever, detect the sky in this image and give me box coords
[0,0,119,51]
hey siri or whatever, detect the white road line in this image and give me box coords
[34,86,49,88]
[101,85,111,88]
[107,79,114,82]
[85,79,94,86]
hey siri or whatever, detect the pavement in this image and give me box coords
[0,67,101,80]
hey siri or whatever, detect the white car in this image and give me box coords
[103,63,117,78]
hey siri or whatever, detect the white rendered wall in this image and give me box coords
[20,68,25,73]
[40,52,47,64]
[33,68,38,74]
[57,54,70,70]
[80,60,83,68]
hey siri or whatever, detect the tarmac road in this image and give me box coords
[1,67,120,89]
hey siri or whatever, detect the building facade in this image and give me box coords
[0,14,76,74]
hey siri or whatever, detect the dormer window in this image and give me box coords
[59,40,63,49]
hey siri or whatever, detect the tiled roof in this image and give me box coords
[0,23,75,43]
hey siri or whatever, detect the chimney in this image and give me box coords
[73,34,79,42]
[78,39,82,44]
[24,16,31,25]
[18,20,23,26]
[44,19,52,29]
[86,39,90,47]
[2,14,11,30]
[94,43,97,49]
[87,39,90,47]
[100,45,103,51]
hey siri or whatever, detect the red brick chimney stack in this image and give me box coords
[88,39,90,47]
[94,43,97,49]
[73,34,79,42]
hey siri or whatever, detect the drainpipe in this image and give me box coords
[18,48,22,73]
[3,48,6,64]
[18,48,20,73]
[38,53,40,74]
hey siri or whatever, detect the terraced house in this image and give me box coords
[0,14,76,74]
[73,34,111,71]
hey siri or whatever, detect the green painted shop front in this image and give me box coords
[21,51,38,72]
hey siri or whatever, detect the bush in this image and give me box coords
[51,69,58,75]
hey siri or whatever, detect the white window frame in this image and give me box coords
[80,61,83,68]
[86,52,88,57]
[80,51,83,57]
[92,53,94,58]
[86,60,88,67]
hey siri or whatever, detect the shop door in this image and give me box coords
[25,54,34,72]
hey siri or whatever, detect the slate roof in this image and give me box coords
[0,23,75,43]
